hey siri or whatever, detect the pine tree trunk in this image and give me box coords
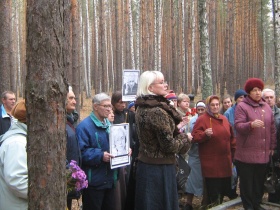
[273,0,280,98]
[26,0,70,208]
[0,0,11,94]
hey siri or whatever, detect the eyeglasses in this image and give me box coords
[152,81,168,85]
[98,104,112,109]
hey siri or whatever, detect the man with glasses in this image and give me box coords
[262,88,280,204]
[0,91,16,136]
[76,92,116,210]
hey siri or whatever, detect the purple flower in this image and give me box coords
[67,160,88,192]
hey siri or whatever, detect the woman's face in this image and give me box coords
[249,87,262,101]
[149,75,168,96]
[178,98,190,112]
[196,106,206,116]
[222,98,232,110]
[209,99,220,114]
[107,110,115,123]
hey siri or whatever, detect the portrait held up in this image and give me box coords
[110,124,130,169]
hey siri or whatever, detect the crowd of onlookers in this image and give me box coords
[0,73,279,210]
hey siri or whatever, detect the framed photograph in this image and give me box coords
[122,69,140,101]
[110,123,130,169]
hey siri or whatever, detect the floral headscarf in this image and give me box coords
[205,95,220,118]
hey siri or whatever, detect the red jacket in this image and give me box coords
[234,96,276,164]
[191,112,236,178]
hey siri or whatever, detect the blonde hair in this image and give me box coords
[136,71,164,97]
[177,93,190,104]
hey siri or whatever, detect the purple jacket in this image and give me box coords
[234,96,276,164]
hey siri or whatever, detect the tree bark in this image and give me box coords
[198,0,213,99]
[0,0,11,94]
[26,0,70,209]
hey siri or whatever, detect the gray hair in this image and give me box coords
[262,88,275,97]
[1,91,15,99]
[92,92,111,104]
[137,71,163,96]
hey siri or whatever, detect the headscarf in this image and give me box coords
[205,95,220,118]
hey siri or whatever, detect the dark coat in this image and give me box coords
[192,112,236,178]
[66,115,81,166]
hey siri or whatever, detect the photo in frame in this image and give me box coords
[122,69,140,102]
[110,123,130,169]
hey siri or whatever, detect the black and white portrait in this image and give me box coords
[122,69,140,101]
[110,123,130,169]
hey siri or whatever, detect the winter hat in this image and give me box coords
[11,100,27,123]
[166,92,177,100]
[128,101,135,109]
[196,101,206,108]
[244,78,264,94]
[234,89,247,101]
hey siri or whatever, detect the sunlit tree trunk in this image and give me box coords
[71,0,81,114]
[198,0,212,99]
[273,0,280,97]
[26,0,70,208]
[134,0,141,70]
[128,0,135,69]
[85,0,92,97]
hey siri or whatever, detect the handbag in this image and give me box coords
[176,154,191,191]
[264,155,278,194]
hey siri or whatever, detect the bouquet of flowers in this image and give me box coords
[186,108,196,117]
[67,160,88,192]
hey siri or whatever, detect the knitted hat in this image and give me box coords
[166,92,177,100]
[234,89,247,101]
[244,78,264,93]
[128,101,135,109]
[11,100,26,123]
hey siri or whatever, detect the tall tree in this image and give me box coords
[198,0,213,99]
[0,0,11,94]
[273,0,280,97]
[26,0,70,209]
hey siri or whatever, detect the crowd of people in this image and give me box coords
[0,73,279,210]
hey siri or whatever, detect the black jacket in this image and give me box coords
[66,115,81,166]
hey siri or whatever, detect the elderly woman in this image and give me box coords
[184,101,206,210]
[134,70,190,210]
[191,95,236,206]
[235,78,276,210]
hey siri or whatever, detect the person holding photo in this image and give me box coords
[76,93,116,210]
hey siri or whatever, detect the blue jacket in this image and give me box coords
[224,104,236,135]
[0,105,12,136]
[76,112,115,189]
